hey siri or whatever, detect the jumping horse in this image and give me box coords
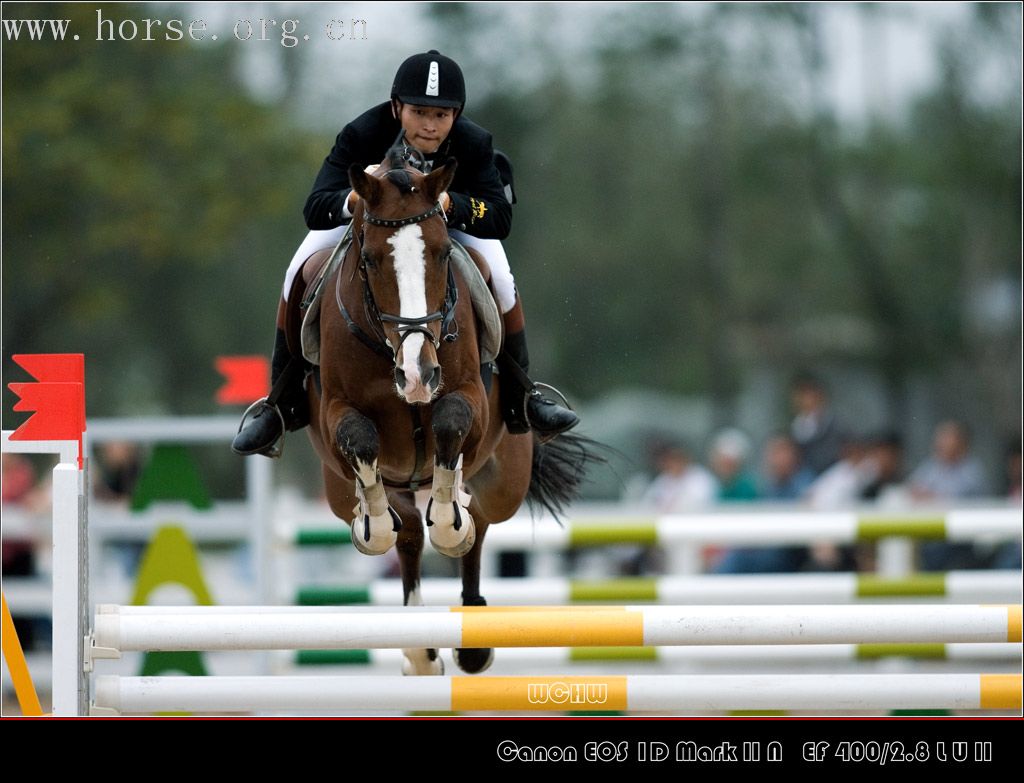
[300,147,597,675]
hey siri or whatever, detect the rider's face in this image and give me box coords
[397,103,456,154]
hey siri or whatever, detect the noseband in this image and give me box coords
[335,193,459,361]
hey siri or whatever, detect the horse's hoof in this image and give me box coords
[402,648,444,676]
[350,513,398,556]
[454,647,494,674]
[428,509,476,558]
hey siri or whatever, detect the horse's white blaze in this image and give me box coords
[387,225,430,399]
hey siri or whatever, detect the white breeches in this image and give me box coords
[282,226,518,314]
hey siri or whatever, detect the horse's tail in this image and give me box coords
[525,432,610,522]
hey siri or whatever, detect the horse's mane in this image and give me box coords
[383,146,415,195]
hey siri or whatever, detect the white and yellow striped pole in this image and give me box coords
[93,603,1023,652]
[288,642,1023,669]
[295,571,1023,606]
[93,673,1022,714]
[288,508,1023,547]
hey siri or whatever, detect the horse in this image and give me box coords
[302,147,598,675]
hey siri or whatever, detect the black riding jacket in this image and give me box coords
[304,102,512,240]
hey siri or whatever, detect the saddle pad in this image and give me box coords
[301,234,503,366]
[300,227,352,366]
[450,241,502,365]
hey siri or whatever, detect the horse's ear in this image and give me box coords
[349,164,382,205]
[423,157,458,202]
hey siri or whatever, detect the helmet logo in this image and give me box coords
[425,61,440,97]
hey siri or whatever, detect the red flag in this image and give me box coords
[12,353,84,385]
[215,356,270,405]
[8,382,84,441]
[8,354,86,468]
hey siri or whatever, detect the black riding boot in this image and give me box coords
[231,329,309,457]
[496,329,579,438]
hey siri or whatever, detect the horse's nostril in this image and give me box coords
[394,367,406,388]
[428,365,442,390]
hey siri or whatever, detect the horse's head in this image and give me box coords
[349,148,458,405]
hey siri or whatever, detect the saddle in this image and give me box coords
[284,227,503,369]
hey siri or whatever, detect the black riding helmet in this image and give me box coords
[391,50,466,114]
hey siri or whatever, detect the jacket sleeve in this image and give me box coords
[303,125,357,230]
[445,133,512,240]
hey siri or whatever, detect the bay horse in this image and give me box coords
[303,148,597,675]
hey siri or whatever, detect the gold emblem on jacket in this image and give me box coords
[470,198,488,223]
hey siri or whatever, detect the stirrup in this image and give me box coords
[525,383,576,443]
[235,397,287,459]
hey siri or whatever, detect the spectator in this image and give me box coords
[909,420,987,501]
[714,434,812,574]
[1,452,49,513]
[910,420,988,570]
[860,430,908,504]
[790,373,845,477]
[993,434,1021,569]
[2,452,37,504]
[762,433,815,500]
[708,428,758,502]
[806,433,875,509]
[1003,434,1021,503]
[94,442,143,502]
[803,433,875,570]
[641,440,717,512]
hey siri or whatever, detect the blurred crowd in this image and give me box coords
[630,373,1022,574]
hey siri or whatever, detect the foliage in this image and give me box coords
[2,2,1019,452]
[2,2,321,418]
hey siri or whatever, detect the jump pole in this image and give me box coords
[90,603,1023,654]
[93,673,1023,714]
[293,571,1023,606]
[285,508,1023,548]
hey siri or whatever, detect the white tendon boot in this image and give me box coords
[426,455,476,558]
[350,468,402,556]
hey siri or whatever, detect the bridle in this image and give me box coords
[335,172,459,362]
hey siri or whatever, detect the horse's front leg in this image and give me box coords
[426,391,477,558]
[334,408,402,555]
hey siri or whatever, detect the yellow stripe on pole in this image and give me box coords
[452,605,631,613]
[979,674,1022,710]
[1007,605,1022,643]
[460,610,644,648]
[451,676,629,711]
[1,592,44,716]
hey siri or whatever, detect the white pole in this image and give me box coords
[92,604,1021,651]
[93,673,1021,714]
[285,507,1023,548]
[293,572,1022,606]
[279,642,1024,669]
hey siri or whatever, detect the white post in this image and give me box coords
[247,455,274,606]
[877,537,914,576]
[50,461,87,716]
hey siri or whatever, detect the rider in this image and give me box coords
[232,50,579,457]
